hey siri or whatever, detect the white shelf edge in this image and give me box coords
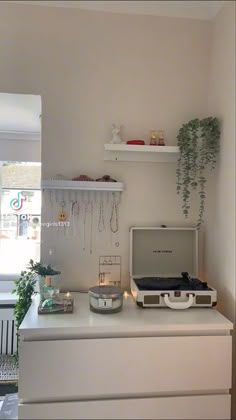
[104,144,179,153]
[104,144,179,163]
[41,180,124,192]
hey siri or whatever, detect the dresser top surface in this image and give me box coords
[19,293,233,340]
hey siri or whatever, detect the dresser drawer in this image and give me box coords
[19,394,231,419]
[19,335,232,402]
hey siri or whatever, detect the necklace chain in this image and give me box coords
[90,201,93,254]
[98,199,105,232]
[83,201,89,251]
[110,195,119,234]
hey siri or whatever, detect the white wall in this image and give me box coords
[0,92,41,162]
[205,0,235,323]
[0,0,235,414]
[0,139,41,162]
[0,2,212,290]
[205,1,236,417]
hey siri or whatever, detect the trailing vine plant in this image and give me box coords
[12,260,61,356]
[12,268,37,358]
[176,117,220,228]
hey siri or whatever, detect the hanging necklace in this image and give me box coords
[70,200,77,237]
[90,200,93,254]
[110,193,119,234]
[49,189,54,225]
[98,197,105,232]
[76,201,80,237]
[83,195,93,253]
[83,200,89,251]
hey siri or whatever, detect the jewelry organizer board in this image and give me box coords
[40,187,124,291]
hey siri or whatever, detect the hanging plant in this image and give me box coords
[176,117,220,228]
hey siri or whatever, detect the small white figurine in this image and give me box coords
[110,124,123,144]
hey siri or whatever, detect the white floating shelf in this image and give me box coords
[41,179,124,192]
[104,144,179,163]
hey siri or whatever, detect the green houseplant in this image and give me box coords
[12,260,61,355]
[176,117,220,228]
[12,267,37,358]
[27,259,61,299]
[27,259,61,278]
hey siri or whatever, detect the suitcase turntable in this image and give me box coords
[130,227,217,309]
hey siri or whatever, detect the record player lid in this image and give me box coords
[130,227,198,278]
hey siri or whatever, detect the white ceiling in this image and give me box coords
[0,93,41,135]
[4,0,225,20]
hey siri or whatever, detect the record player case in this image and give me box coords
[130,227,217,309]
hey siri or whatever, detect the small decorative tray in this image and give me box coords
[38,294,74,314]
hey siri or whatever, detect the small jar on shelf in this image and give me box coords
[157,130,165,146]
[149,130,158,145]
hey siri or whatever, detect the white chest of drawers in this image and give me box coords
[18,294,233,419]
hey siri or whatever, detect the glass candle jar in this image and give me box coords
[88,285,123,314]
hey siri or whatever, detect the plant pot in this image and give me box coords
[38,276,45,301]
[38,275,60,302]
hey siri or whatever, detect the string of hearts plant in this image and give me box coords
[176,117,220,228]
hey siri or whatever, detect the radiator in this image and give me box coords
[0,307,17,355]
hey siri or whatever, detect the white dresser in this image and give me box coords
[18,293,233,419]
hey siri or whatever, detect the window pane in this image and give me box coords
[1,161,41,189]
[0,162,41,276]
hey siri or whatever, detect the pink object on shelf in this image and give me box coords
[127,140,145,145]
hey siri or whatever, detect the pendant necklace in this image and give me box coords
[90,200,94,255]
[58,200,67,236]
[76,201,80,237]
[98,197,105,232]
[83,200,89,251]
[70,200,77,237]
[110,193,119,234]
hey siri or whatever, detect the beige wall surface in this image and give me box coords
[0,2,210,290]
[205,1,236,417]
[205,0,235,323]
[0,1,235,416]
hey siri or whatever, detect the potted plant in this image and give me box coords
[12,260,61,355]
[27,259,61,298]
[176,117,220,228]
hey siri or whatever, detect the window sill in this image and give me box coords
[0,292,17,305]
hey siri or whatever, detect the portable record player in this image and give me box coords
[130,227,217,309]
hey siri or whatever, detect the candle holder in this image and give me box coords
[149,130,158,145]
[38,292,74,314]
[157,130,165,146]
